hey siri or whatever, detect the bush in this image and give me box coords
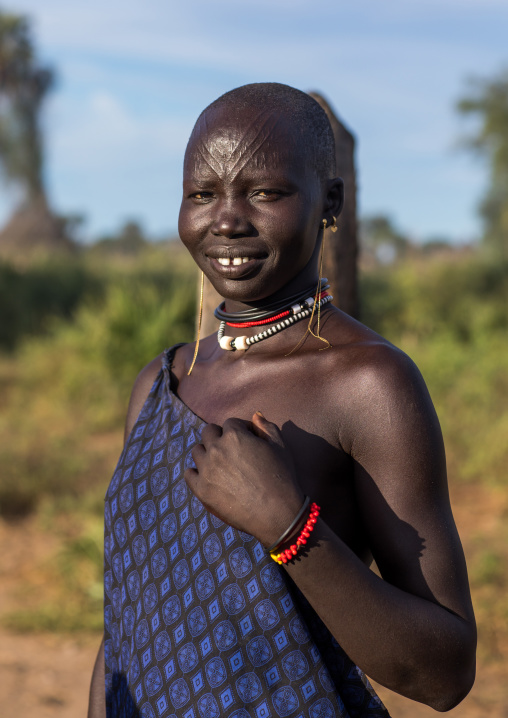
[360,255,508,343]
[0,252,196,518]
[360,255,508,486]
[0,259,102,350]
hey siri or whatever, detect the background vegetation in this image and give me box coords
[0,243,506,666]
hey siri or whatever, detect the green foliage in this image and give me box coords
[361,254,508,342]
[0,259,101,350]
[471,549,505,587]
[361,254,508,485]
[457,69,508,258]
[360,214,410,264]
[0,250,196,518]
[90,220,149,257]
[63,268,196,394]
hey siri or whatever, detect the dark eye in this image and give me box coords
[254,190,281,200]
[191,191,213,201]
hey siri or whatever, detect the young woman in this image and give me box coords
[89,83,476,718]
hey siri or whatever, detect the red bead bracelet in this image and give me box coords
[270,502,320,564]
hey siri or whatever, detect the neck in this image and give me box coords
[216,280,327,323]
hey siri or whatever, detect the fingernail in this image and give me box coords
[255,411,265,418]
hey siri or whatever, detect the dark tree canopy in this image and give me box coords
[457,69,508,258]
[0,10,55,202]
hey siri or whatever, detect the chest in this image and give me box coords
[172,353,371,563]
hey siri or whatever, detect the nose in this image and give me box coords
[210,199,253,238]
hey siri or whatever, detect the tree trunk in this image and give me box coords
[308,92,359,319]
[197,91,359,336]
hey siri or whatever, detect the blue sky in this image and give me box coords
[3,0,507,242]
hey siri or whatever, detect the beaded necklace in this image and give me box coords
[217,291,333,351]
[214,279,329,324]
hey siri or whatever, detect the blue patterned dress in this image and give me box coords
[104,346,391,718]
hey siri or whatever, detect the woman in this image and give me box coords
[89,83,476,718]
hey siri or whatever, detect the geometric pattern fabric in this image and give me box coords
[104,346,390,718]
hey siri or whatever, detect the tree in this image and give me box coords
[92,220,149,256]
[0,10,54,203]
[309,92,359,319]
[360,214,409,265]
[457,70,508,259]
[0,11,75,260]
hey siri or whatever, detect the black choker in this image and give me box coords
[214,279,329,324]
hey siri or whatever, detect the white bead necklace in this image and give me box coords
[217,294,333,351]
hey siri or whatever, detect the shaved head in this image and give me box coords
[187,82,336,182]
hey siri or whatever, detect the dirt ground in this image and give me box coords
[1,481,507,718]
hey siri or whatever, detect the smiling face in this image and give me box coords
[178,104,337,307]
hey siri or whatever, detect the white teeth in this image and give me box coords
[217,256,253,266]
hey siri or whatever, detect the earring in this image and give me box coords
[286,221,332,356]
[188,270,204,375]
[322,217,338,233]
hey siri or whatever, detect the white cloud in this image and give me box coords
[49,90,191,172]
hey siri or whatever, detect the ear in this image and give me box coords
[324,177,344,221]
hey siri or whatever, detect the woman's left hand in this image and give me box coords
[184,412,304,546]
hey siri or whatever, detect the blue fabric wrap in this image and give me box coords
[103,346,390,718]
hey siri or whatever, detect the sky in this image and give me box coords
[2,0,507,243]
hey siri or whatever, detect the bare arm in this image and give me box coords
[185,347,476,711]
[87,637,105,718]
[284,350,476,708]
[87,353,164,717]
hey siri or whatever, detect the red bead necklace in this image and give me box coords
[226,292,329,328]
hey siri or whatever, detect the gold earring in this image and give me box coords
[188,270,204,375]
[330,216,338,233]
[322,218,328,230]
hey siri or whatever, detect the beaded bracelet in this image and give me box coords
[270,502,321,564]
[266,496,311,554]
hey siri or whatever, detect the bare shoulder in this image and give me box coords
[124,352,165,443]
[320,308,437,451]
[323,306,424,388]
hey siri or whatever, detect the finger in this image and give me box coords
[251,411,285,447]
[201,423,222,447]
[222,417,251,434]
[191,443,206,469]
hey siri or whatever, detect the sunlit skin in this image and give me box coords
[88,102,476,716]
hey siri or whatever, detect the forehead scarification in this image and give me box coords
[186,107,300,183]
